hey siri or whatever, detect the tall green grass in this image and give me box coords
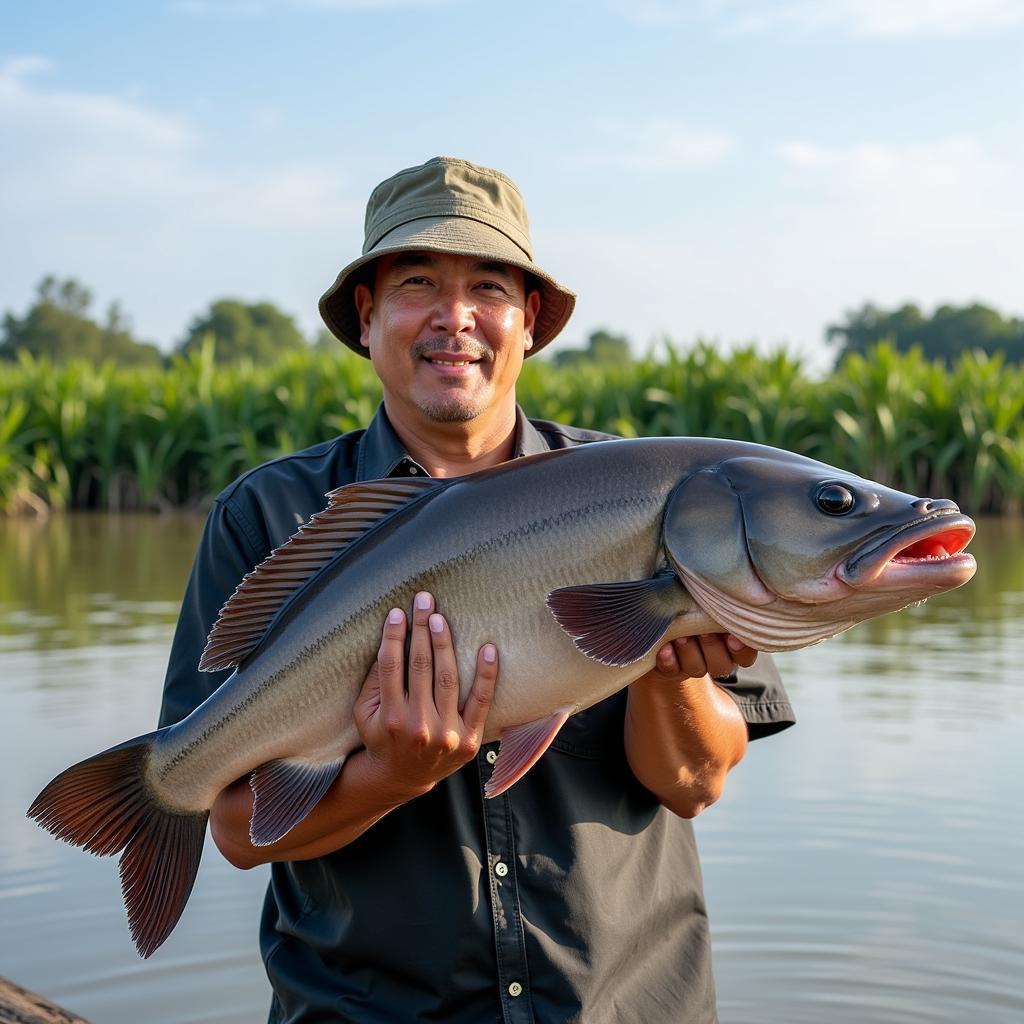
[2,341,1021,515]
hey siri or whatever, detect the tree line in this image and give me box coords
[1,276,319,367]
[3,276,1023,367]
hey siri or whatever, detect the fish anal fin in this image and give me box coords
[484,708,571,799]
[249,755,346,847]
[199,477,439,673]
[546,570,690,667]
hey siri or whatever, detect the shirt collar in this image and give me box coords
[356,403,550,482]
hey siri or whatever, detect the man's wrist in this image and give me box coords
[356,749,438,809]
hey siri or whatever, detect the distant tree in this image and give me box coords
[177,299,309,362]
[827,301,1024,365]
[552,328,632,368]
[0,276,162,365]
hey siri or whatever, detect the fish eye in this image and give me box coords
[816,483,855,515]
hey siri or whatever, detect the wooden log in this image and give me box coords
[0,977,90,1024]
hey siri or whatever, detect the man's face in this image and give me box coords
[354,251,540,424]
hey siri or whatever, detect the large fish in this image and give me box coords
[29,437,976,956]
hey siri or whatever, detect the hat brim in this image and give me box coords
[318,215,575,358]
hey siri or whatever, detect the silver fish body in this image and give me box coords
[29,436,977,957]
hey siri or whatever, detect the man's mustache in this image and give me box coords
[412,337,495,362]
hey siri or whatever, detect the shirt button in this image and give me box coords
[494,861,508,878]
[508,981,523,998]
[408,465,418,474]
[486,750,497,764]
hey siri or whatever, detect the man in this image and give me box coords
[159,156,795,1023]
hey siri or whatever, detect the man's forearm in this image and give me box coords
[624,672,748,818]
[210,749,431,869]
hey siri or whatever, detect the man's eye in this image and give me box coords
[477,281,505,292]
[401,276,431,286]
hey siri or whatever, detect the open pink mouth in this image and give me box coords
[890,523,974,562]
[840,513,976,589]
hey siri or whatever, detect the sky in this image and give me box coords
[3,0,1023,369]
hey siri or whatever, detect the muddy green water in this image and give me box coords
[1,514,1021,1023]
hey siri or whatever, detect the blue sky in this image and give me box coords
[3,0,1023,367]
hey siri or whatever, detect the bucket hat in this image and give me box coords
[319,156,575,357]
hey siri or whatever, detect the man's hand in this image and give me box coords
[210,591,496,868]
[353,591,497,806]
[650,633,758,682]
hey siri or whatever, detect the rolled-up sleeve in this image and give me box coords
[158,498,263,728]
[716,654,796,741]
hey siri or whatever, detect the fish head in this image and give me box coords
[662,450,976,650]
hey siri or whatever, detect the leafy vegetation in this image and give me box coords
[2,340,1021,516]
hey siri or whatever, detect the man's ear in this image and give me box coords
[353,283,374,349]
[523,289,541,351]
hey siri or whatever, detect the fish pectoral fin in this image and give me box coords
[546,570,689,667]
[484,709,572,799]
[248,755,346,847]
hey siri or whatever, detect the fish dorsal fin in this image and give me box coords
[199,477,438,672]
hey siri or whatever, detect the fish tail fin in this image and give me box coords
[27,732,208,958]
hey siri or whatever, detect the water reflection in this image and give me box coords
[0,513,273,1024]
[0,514,200,655]
[1,514,1022,1023]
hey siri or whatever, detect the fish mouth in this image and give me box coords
[838,511,976,590]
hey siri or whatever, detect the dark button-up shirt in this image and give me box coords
[159,405,796,1024]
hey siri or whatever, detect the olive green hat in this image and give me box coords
[319,156,576,357]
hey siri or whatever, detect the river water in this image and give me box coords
[1,513,1021,1023]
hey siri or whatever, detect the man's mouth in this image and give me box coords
[424,355,480,367]
[414,338,493,368]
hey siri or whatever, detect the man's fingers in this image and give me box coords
[655,642,681,675]
[376,607,407,710]
[461,643,497,735]
[726,634,758,668]
[407,591,436,714]
[428,611,461,722]
[696,634,735,679]
[673,637,710,679]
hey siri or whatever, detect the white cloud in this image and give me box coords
[768,136,1023,352]
[543,134,1024,369]
[808,0,1024,36]
[585,118,735,170]
[1,56,194,203]
[776,137,1015,229]
[611,0,1024,35]
[0,57,362,346]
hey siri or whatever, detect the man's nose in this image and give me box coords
[430,288,476,334]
